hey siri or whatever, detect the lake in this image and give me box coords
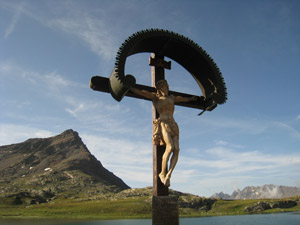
[1,212,299,225]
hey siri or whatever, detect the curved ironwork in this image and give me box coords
[109,29,227,105]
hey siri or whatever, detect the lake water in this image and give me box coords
[1,212,299,225]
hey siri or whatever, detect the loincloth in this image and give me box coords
[152,118,179,146]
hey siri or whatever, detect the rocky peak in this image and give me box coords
[57,129,81,142]
[211,191,231,199]
[0,129,130,193]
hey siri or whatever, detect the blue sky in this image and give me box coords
[0,0,300,197]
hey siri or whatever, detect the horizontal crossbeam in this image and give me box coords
[90,76,216,111]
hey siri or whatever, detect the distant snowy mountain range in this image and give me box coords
[211,184,300,199]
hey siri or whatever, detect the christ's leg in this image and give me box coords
[159,124,174,187]
[166,136,179,181]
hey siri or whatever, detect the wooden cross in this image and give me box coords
[90,54,209,196]
[150,53,169,196]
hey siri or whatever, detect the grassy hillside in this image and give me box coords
[0,197,151,220]
[180,197,300,217]
[1,194,299,220]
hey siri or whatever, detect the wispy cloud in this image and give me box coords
[183,145,300,171]
[44,72,78,87]
[215,140,245,149]
[0,124,54,146]
[65,104,85,118]
[1,1,120,60]
[0,61,91,125]
[80,133,153,186]
[3,2,24,38]
[0,61,84,93]
[49,16,118,60]
[0,61,146,139]
[271,121,300,138]
[63,95,145,136]
[108,164,152,185]
[200,116,268,135]
[179,145,300,180]
[81,133,152,166]
[190,114,300,142]
[171,143,300,195]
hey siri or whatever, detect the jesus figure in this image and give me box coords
[130,80,197,186]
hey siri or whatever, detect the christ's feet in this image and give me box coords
[159,173,170,187]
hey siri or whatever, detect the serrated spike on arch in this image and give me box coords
[109,29,227,104]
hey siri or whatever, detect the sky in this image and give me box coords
[0,0,300,197]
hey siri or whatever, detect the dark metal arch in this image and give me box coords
[109,29,227,104]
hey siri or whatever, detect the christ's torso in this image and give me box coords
[153,95,175,120]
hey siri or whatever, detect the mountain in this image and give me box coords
[212,184,300,199]
[210,192,231,200]
[0,129,129,202]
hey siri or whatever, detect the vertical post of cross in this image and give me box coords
[150,53,169,197]
[150,53,179,225]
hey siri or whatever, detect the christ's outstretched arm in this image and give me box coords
[174,95,198,103]
[130,87,156,100]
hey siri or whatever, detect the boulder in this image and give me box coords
[270,200,297,209]
[244,200,298,213]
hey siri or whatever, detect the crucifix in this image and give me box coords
[131,53,198,195]
[90,29,227,224]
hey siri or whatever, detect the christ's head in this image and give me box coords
[156,80,169,96]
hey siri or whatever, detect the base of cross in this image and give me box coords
[152,196,179,225]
